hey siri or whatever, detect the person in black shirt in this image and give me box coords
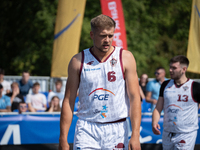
[6,82,25,111]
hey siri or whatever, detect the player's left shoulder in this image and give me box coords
[121,49,135,62]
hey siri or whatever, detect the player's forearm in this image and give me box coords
[59,100,74,142]
[130,97,141,138]
[152,108,161,125]
[145,97,156,103]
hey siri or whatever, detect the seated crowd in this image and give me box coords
[1,67,169,114]
[0,68,79,114]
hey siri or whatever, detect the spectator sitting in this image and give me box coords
[6,82,25,111]
[18,102,28,114]
[0,68,11,95]
[26,82,47,112]
[17,70,33,96]
[48,78,64,107]
[0,84,11,112]
[46,96,61,112]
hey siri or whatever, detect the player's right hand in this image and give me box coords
[58,140,70,150]
[152,123,161,135]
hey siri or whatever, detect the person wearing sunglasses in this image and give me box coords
[18,102,28,114]
[146,67,167,112]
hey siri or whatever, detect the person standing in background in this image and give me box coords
[139,73,150,112]
[139,73,148,98]
[0,68,11,95]
[17,70,33,96]
[146,67,166,111]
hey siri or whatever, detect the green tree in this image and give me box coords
[0,0,58,76]
[0,0,199,78]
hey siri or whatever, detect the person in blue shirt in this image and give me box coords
[17,70,33,96]
[0,84,11,112]
[146,67,166,112]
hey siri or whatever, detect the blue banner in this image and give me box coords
[0,113,200,145]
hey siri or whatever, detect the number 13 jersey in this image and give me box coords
[77,46,129,123]
[163,79,199,133]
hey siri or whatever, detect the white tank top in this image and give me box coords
[77,46,129,123]
[163,79,199,133]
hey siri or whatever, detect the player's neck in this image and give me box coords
[91,46,114,62]
[174,76,188,86]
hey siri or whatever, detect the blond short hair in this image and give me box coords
[90,14,116,32]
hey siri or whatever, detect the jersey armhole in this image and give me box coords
[119,48,125,79]
[79,51,84,78]
[159,80,170,97]
[191,81,199,103]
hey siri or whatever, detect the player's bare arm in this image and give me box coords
[152,97,164,135]
[146,92,157,104]
[59,53,82,150]
[122,50,141,150]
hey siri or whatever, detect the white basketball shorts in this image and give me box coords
[73,118,128,150]
[162,130,197,150]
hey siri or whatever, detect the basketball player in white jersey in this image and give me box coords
[59,14,141,150]
[152,55,200,150]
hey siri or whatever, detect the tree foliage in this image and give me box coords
[0,0,58,76]
[0,0,200,78]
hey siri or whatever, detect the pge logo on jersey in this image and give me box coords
[167,104,183,125]
[89,88,115,101]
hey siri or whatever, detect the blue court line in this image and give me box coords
[54,13,80,40]
[195,5,200,18]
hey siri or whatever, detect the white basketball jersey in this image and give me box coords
[77,46,129,123]
[163,79,199,133]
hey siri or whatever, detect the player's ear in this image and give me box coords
[182,66,187,73]
[90,31,94,39]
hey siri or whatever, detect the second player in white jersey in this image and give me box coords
[163,79,198,133]
[152,55,200,150]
